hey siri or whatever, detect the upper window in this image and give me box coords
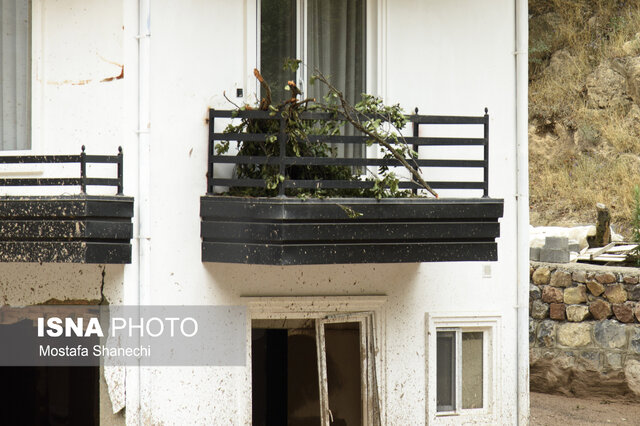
[1,0,31,151]
[259,0,366,159]
[259,0,365,104]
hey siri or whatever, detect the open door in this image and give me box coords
[315,312,381,426]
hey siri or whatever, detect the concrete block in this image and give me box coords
[530,246,541,261]
[545,236,569,249]
[568,240,580,252]
[540,248,570,263]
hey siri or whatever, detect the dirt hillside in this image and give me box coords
[529,0,640,237]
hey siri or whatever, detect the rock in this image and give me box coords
[532,266,551,285]
[623,33,640,56]
[585,62,629,109]
[624,360,640,396]
[586,280,605,297]
[605,352,623,370]
[628,285,640,301]
[557,323,592,347]
[546,49,574,75]
[530,319,537,345]
[531,300,550,320]
[537,320,556,347]
[635,303,640,322]
[624,57,640,106]
[542,286,564,303]
[549,303,566,320]
[595,272,617,284]
[624,275,639,285]
[589,299,612,320]
[612,302,636,323]
[566,305,590,322]
[530,284,541,300]
[630,328,640,354]
[594,320,627,349]
[550,270,572,288]
[572,270,587,283]
[564,285,587,304]
[604,284,628,304]
[532,267,551,285]
[578,350,601,371]
[529,12,561,68]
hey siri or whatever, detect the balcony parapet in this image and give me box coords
[0,148,132,264]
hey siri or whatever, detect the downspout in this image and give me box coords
[130,0,151,425]
[515,0,530,424]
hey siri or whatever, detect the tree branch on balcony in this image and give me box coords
[311,71,438,198]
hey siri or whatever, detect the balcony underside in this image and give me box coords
[0,196,133,264]
[201,196,504,265]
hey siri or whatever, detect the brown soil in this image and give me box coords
[530,392,640,425]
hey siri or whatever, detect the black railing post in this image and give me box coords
[278,113,287,197]
[412,107,419,195]
[207,109,215,194]
[80,145,87,194]
[483,107,489,198]
[117,146,124,195]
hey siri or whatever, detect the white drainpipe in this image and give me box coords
[126,0,150,425]
[515,0,530,424]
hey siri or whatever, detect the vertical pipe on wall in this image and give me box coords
[515,0,529,424]
[125,0,150,425]
[137,0,151,424]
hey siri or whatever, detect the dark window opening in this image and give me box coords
[0,320,99,426]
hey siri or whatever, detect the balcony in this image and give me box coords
[0,147,133,264]
[201,109,503,265]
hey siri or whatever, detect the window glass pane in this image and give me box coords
[307,0,365,159]
[436,331,455,412]
[1,0,31,150]
[461,332,483,409]
[260,0,296,103]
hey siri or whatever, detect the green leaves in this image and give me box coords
[217,60,432,198]
[266,174,285,190]
[282,58,301,72]
[337,204,363,219]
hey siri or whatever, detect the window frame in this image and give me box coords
[246,0,385,104]
[244,296,387,425]
[0,0,45,184]
[425,313,501,424]
[1,0,42,155]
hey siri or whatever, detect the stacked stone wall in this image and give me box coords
[530,261,640,399]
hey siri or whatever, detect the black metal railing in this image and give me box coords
[0,146,124,194]
[207,108,489,198]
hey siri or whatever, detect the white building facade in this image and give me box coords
[0,0,529,424]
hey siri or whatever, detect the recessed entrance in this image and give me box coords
[252,319,364,426]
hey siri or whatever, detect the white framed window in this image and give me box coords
[246,0,384,103]
[258,0,366,104]
[425,313,500,424]
[1,0,31,151]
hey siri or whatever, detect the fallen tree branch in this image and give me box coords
[312,72,438,198]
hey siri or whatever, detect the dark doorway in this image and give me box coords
[0,366,99,426]
[0,321,99,426]
[252,319,363,426]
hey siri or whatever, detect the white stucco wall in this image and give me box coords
[2,0,520,424]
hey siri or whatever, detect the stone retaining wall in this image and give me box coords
[530,261,640,399]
